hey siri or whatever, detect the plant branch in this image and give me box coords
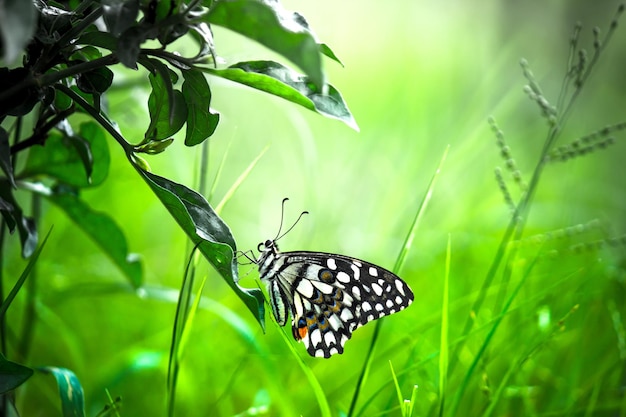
[55,83,134,156]
[0,54,119,106]
[39,54,120,88]
[10,107,76,155]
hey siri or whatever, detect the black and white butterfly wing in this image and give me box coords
[257,242,414,358]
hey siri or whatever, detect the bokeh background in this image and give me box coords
[7,1,626,415]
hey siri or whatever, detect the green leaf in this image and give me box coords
[0,353,33,393]
[0,127,16,188]
[145,67,187,141]
[54,88,73,112]
[182,69,220,146]
[319,43,344,67]
[66,134,94,181]
[206,0,324,87]
[102,0,140,37]
[0,0,37,64]
[46,187,143,288]
[134,166,265,329]
[20,121,110,187]
[40,367,86,417]
[203,61,358,131]
[0,181,38,257]
[76,31,119,51]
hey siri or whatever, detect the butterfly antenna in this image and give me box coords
[274,198,309,241]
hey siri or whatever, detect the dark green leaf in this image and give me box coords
[102,0,140,37]
[0,181,38,257]
[20,121,110,187]
[182,69,220,146]
[76,31,119,51]
[144,57,179,121]
[70,45,103,62]
[0,0,37,64]
[66,134,94,181]
[0,353,33,393]
[145,72,187,141]
[46,187,143,288]
[206,0,324,87]
[76,66,114,94]
[134,167,265,329]
[0,127,16,188]
[203,60,358,131]
[54,88,73,111]
[0,227,49,320]
[40,367,86,417]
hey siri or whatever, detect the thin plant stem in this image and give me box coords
[16,193,41,362]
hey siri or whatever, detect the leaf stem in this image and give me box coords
[54,83,134,156]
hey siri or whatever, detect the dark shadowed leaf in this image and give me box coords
[0,181,38,257]
[117,25,147,69]
[182,69,220,146]
[0,127,16,188]
[76,66,114,94]
[0,68,39,118]
[0,354,33,393]
[135,166,265,329]
[40,367,86,417]
[203,60,358,131]
[102,0,140,37]
[20,121,110,187]
[45,186,143,288]
[206,0,324,87]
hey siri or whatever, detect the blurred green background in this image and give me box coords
[7,1,626,415]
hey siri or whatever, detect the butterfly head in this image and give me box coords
[256,239,280,268]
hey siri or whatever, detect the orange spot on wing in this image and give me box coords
[298,326,308,340]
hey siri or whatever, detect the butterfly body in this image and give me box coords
[257,239,414,358]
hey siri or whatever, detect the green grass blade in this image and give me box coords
[437,234,451,417]
[207,138,231,203]
[350,145,449,417]
[167,244,201,417]
[0,227,52,319]
[273,316,332,417]
[389,361,405,416]
[214,144,268,215]
[448,251,540,416]
[393,144,449,274]
[167,274,207,416]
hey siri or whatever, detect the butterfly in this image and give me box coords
[254,200,414,358]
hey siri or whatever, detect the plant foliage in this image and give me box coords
[0,0,354,413]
